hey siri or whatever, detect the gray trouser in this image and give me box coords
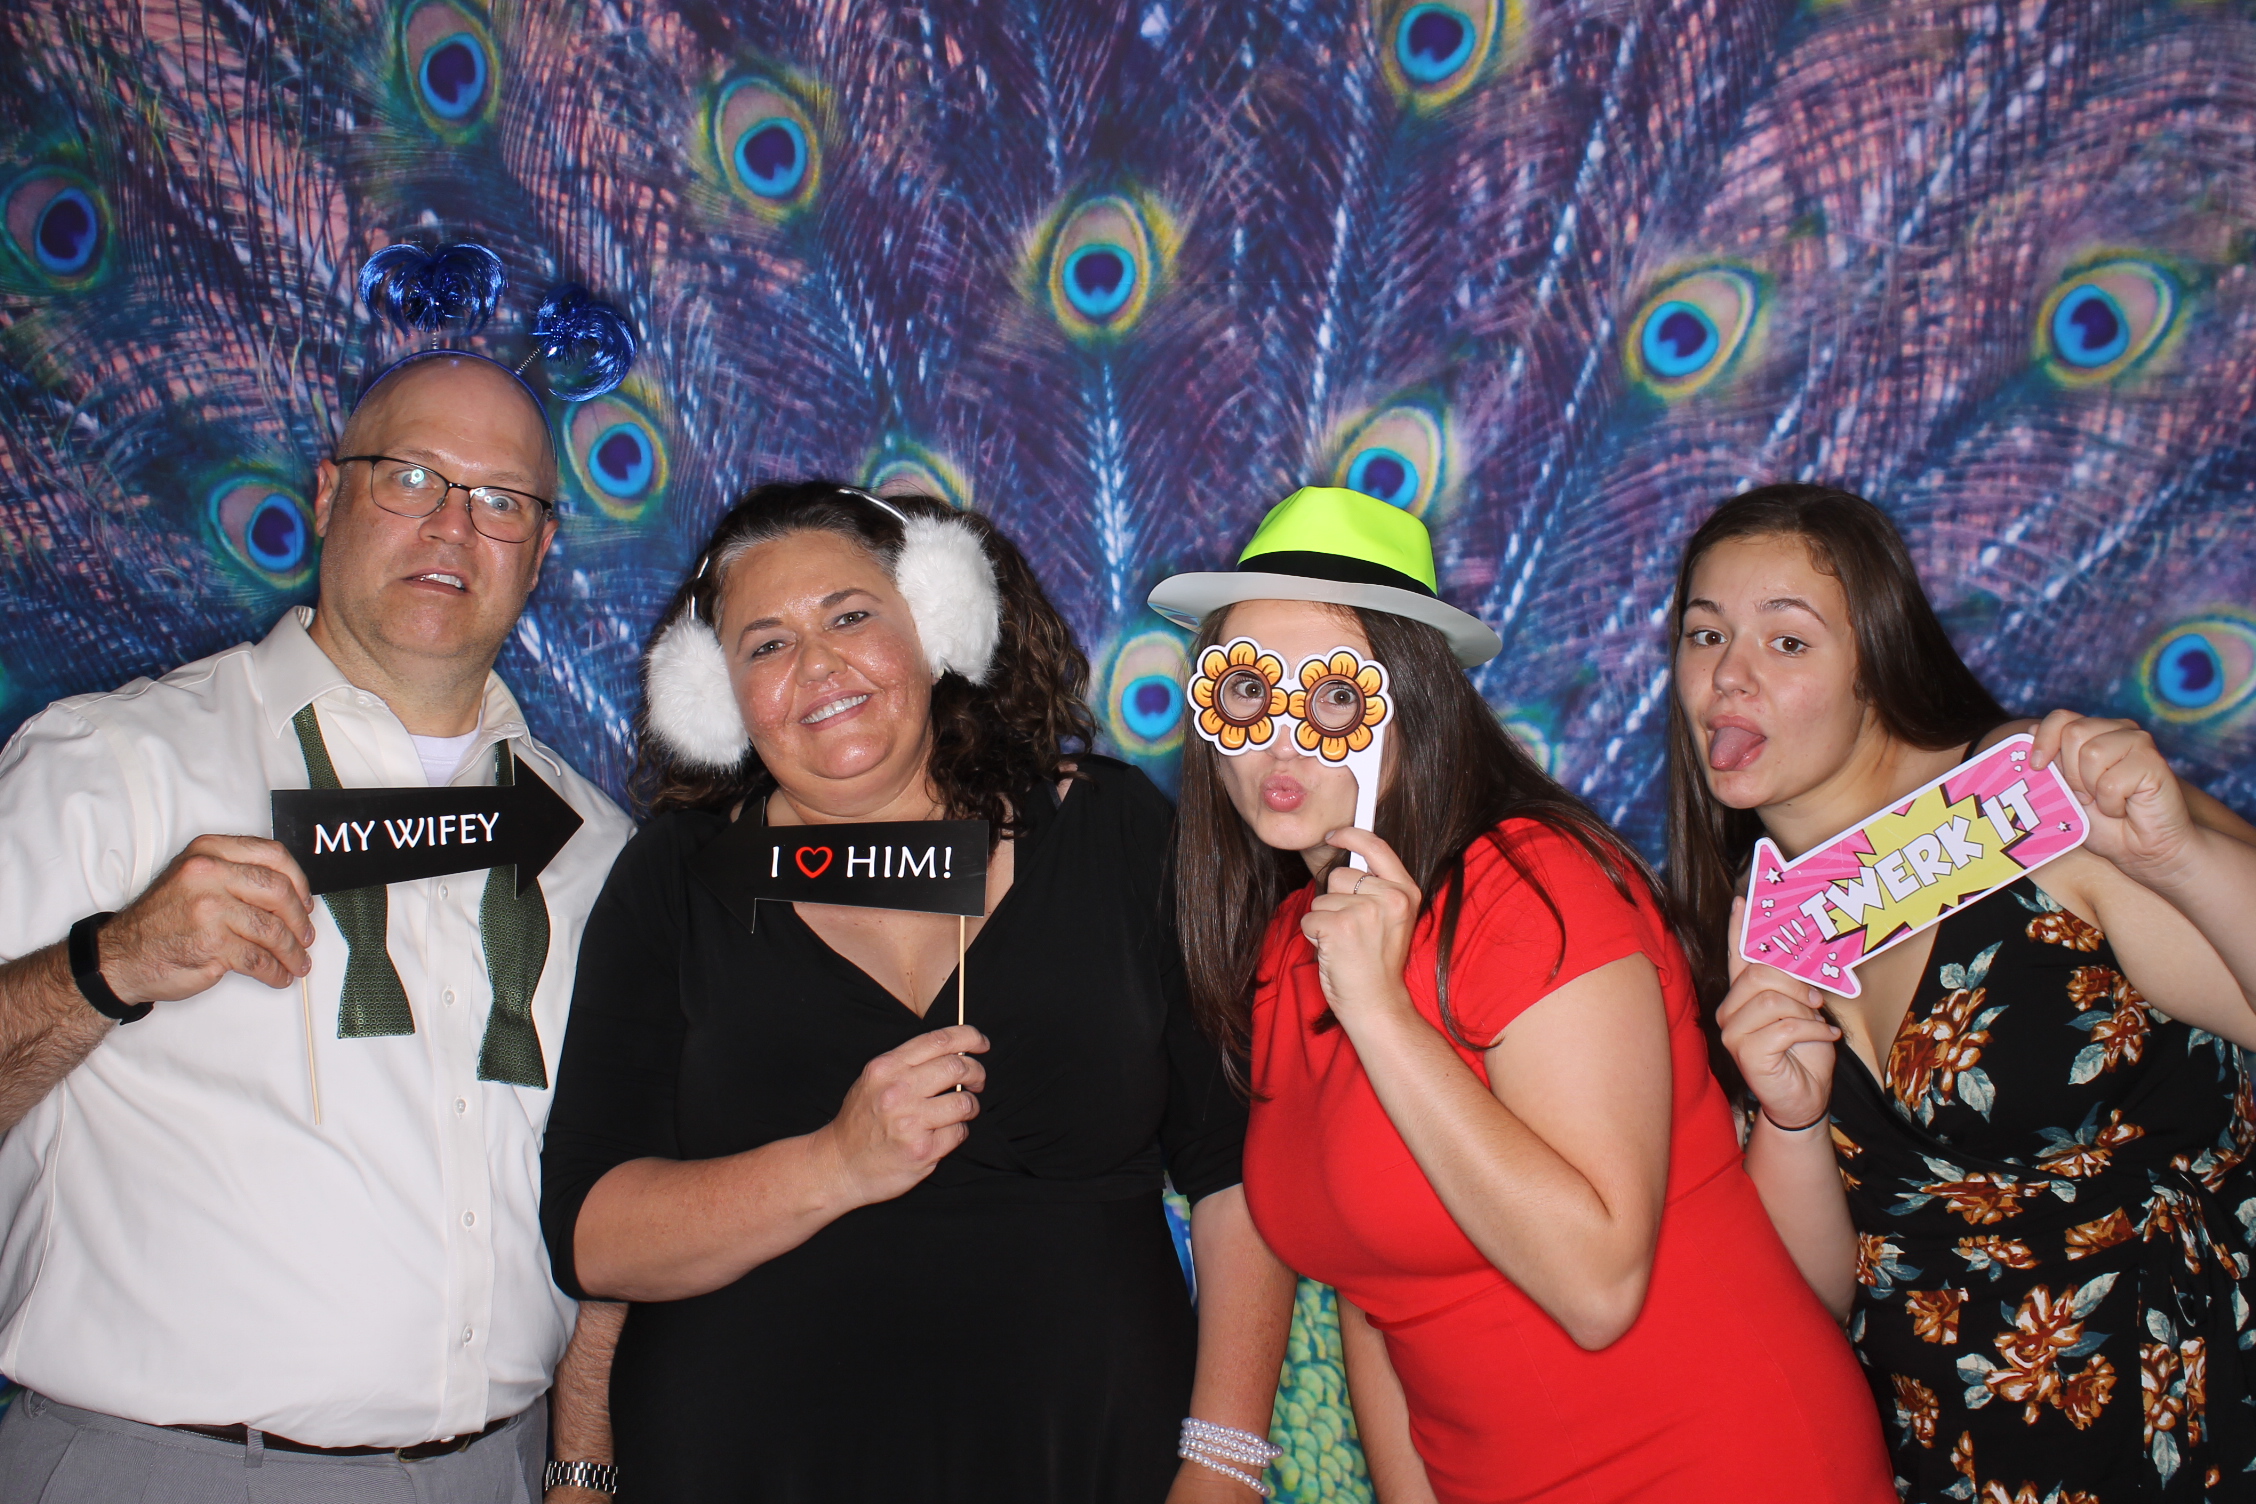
[0,1391,545,1503]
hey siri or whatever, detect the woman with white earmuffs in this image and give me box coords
[540,481,1296,1503]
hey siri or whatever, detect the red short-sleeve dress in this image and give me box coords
[1243,821,1895,1504]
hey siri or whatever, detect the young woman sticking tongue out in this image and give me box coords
[1669,484,2256,1504]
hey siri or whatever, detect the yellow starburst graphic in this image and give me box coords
[1819,783,2033,947]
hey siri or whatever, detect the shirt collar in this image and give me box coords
[252,607,555,779]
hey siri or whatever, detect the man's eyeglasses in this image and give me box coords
[337,455,556,544]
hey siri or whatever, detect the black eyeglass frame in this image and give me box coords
[335,454,558,542]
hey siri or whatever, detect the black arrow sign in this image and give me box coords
[271,764,584,896]
[690,817,989,930]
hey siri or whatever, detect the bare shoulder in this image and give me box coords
[2026,846,2130,928]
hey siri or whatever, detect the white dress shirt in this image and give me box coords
[0,608,631,1446]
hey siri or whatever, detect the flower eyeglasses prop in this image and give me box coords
[1188,638,1394,871]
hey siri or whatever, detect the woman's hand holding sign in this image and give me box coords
[1717,897,1840,1136]
[819,1026,988,1206]
[2022,709,2256,1047]
[1302,828,1422,1029]
[2028,709,2199,887]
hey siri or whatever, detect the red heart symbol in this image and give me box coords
[794,846,833,879]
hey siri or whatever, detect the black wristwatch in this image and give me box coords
[68,913,152,1024]
[544,1460,619,1495]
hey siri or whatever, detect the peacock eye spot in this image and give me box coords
[401,2,496,129]
[1330,399,1448,518]
[591,424,654,498]
[246,495,306,570]
[34,189,97,273]
[714,79,818,211]
[1644,303,1719,375]
[1122,674,1183,741]
[1103,631,1194,758]
[1044,194,1163,337]
[1398,4,1476,83]
[210,478,315,585]
[2155,632,2221,708]
[3,171,108,287]
[735,120,807,198]
[2039,259,2176,383]
[421,34,486,117]
[568,395,668,520]
[1625,268,1761,397]
[2137,612,2256,725]
[1064,244,1134,318]
[1346,448,1418,509]
[2053,286,2125,367]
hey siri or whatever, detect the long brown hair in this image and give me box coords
[1663,485,2010,1028]
[631,480,1094,832]
[1176,601,1657,1081]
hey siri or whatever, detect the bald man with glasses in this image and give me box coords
[0,354,632,1503]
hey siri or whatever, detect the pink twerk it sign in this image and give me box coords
[1738,735,2090,998]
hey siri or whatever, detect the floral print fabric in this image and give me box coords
[1833,878,2256,1503]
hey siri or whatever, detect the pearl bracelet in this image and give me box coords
[1179,1417,1283,1498]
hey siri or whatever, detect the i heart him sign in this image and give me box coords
[690,817,990,930]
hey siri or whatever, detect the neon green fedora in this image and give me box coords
[1148,487,1502,666]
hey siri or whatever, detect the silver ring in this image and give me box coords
[1352,872,1368,893]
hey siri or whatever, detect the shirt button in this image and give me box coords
[463,1211,476,1228]
[462,1326,473,1345]
[443,989,456,1006]
[454,1097,467,1115]
[438,883,449,900]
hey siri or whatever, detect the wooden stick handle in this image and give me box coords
[300,974,323,1127]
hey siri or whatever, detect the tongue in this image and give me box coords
[1708,725,1766,771]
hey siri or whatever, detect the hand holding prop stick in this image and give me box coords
[692,818,992,1088]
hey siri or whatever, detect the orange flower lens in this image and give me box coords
[1214,666,1278,727]
[1303,675,1369,735]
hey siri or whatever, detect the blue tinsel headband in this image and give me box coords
[353,241,638,410]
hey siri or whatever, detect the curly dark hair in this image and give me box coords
[631,479,1095,837]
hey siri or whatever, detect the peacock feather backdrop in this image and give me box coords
[7,0,2256,1494]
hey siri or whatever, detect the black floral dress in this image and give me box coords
[1830,877,2256,1504]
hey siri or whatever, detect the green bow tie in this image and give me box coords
[291,705,551,1089]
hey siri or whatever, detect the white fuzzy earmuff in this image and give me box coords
[640,493,1003,768]
[642,612,751,770]
[893,514,1002,685]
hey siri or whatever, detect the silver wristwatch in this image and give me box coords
[544,1459,619,1495]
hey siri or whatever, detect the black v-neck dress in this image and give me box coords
[541,757,1245,1503]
